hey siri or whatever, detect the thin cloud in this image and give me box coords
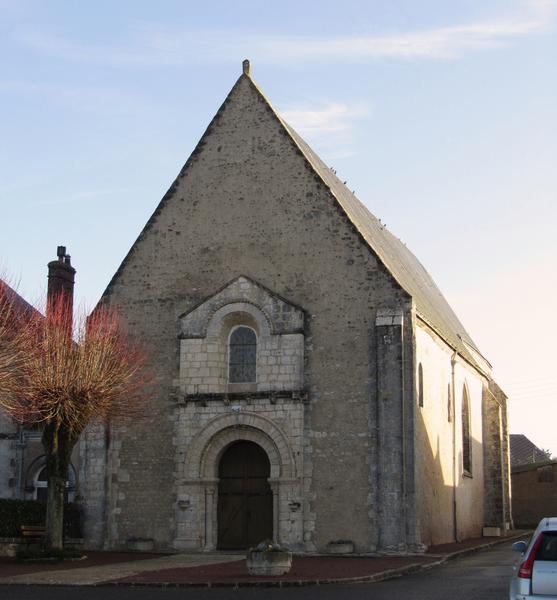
[13,2,556,68]
[281,103,370,136]
[0,79,152,114]
[36,187,136,207]
[0,185,138,208]
[280,102,370,159]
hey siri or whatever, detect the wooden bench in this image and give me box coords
[20,525,46,548]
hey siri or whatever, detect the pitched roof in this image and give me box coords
[0,280,42,324]
[249,77,489,372]
[510,434,551,467]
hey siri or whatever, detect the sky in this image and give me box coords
[1,1,556,453]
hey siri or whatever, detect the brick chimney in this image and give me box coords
[47,246,76,317]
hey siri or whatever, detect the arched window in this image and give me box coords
[28,460,77,503]
[229,326,257,383]
[418,363,424,407]
[461,385,472,474]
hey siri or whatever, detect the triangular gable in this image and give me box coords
[101,67,488,373]
[179,275,304,338]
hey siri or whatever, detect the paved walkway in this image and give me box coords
[0,553,242,585]
[0,531,530,588]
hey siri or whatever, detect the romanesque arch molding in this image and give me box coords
[185,412,296,480]
[201,426,280,478]
[205,301,273,339]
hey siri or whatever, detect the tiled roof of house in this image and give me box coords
[510,434,551,467]
[0,280,42,323]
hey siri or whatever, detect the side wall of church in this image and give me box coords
[414,323,486,545]
[81,75,415,552]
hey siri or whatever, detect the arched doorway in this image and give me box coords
[217,440,273,549]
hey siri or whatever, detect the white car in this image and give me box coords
[510,517,557,599]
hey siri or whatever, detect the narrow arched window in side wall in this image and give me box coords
[462,385,472,475]
[418,363,424,407]
[229,326,257,383]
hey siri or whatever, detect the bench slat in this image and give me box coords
[20,525,46,538]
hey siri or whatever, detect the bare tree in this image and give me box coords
[540,448,554,462]
[0,279,34,399]
[0,289,151,551]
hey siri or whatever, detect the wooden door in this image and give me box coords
[217,441,273,549]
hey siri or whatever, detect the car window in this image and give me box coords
[535,532,557,561]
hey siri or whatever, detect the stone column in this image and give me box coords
[483,382,511,532]
[204,481,218,550]
[500,393,512,529]
[79,421,108,549]
[269,479,280,542]
[375,308,407,551]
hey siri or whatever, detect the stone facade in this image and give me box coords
[78,65,510,553]
[173,400,305,550]
[178,276,304,394]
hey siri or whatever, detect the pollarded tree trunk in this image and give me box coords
[45,473,66,550]
[43,418,75,551]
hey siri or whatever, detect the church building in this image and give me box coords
[80,61,510,553]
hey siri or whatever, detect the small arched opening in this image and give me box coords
[461,385,472,475]
[228,325,257,383]
[418,363,424,407]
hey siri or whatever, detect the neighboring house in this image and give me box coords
[512,461,557,527]
[510,434,551,467]
[0,249,80,504]
[79,61,510,553]
[510,434,555,526]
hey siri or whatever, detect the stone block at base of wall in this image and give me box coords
[127,538,155,551]
[327,541,354,554]
[0,538,19,557]
[482,526,502,537]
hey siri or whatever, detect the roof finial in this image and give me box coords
[242,59,251,77]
